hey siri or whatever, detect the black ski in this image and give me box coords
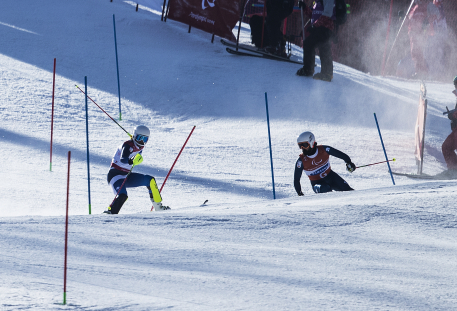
[225,47,303,65]
[221,39,303,65]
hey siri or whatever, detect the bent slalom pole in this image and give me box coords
[151,126,196,211]
[75,85,131,138]
[357,158,396,169]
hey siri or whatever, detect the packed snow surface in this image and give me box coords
[1,0,457,310]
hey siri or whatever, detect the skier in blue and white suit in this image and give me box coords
[104,125,169,214]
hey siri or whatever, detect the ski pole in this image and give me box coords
[75,85,131,138]
[356,158,396,169]
[109,167,133,208]
[159,126,196,193]
[300,5,305,64]
[299,3,310,65]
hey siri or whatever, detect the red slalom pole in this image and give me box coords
[63,151,71,305]
[75,85,131,138]
[356,158,396,169]
[50,58,56,171]
[160,126,196,193]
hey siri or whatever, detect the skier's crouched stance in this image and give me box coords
[104,125,170,214]
[294,131,356,195]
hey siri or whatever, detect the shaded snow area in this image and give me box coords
[1,0,457,310]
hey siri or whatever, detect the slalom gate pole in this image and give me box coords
[159,126,196,193]
[265,92,276,199]
[110,167,133,208]
[161,0,166,21]
[113,14,122,121]
[50,58,56,171]
[381,0,394,76]
[63,151,71,305]
[356,158,396,169]
[75,85,131,138]
[374,113,395,185]
[84,77,92,215]
[384,0,415,74]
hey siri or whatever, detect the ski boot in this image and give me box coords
[104,193,128,214]
[296,67,314,77]
[151,201,171,211]
[313,72,333,82]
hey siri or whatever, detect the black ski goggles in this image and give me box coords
[298,141,311,149]
[135,134,149,144]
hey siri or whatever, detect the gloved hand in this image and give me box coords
[346,162,356,173]
[298,0,305,8]
[298,191,304,196]
[130,153,143,166]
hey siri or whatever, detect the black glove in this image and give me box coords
[298,0,305,8]
[128,156,135,165]
[346,162,356,173]
[298,191,304,196]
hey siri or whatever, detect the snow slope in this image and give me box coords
[1,0,457,310]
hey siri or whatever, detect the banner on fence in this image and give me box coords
[167,0,240,41]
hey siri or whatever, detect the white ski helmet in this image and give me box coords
[297,131,315,149]
[133,125,150,147]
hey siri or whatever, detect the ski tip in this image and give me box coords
[203,200,208,205]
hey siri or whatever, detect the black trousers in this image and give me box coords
[303,26,333,75]
[265,0,293,48]
[310,170,353,193]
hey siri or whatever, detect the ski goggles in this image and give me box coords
[298,141,311,149]
[134,134,149,144]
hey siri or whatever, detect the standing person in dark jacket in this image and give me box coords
[294,131,356,195]
[264,0,295,57]
[441,77,457,175]
[296,0,335,82]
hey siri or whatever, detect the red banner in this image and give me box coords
[167,0,241,41]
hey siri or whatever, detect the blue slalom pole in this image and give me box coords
[85,77,92,214]
[374,113,395,185]
[265,92,276,199]
[113,14,122,121]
